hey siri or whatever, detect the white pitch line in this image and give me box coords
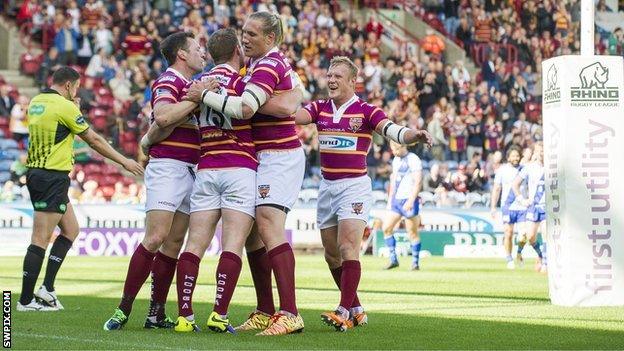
[13,333,180,350]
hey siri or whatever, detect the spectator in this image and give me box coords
[109,70,132,102]
[9,95,29,146]
[421,29,446,57]
[94,20,114,55]
[121,25,152,68]
[0,85,15,117]
[77,24,95,66]
[54,18,79,65]
[77,78,97,113]
[448,116,468,162]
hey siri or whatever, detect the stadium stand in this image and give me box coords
[1,0,608,208]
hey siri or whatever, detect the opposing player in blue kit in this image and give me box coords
[382,142,424,271]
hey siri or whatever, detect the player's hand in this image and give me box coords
[410,130,433,147]
[185,80,217,103]
[403,200,414,213]
[521,198,532,207]
[200,76,220,92]
[122,158,144,176]
[490,209,497,219]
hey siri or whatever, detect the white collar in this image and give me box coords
[166,67,189,83]
[249,47,279,69]
[212,63,237,73]
[330,94,359,123]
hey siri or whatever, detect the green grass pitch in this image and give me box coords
[1,255,623,349]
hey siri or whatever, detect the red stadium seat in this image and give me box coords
[91,116,108,131]
[121,176,135,186]
[101,186,115,200]
[121,141,137,156]
[83,163,102,174]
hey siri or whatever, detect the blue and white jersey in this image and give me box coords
[494,163,527,211]
[518,161,545,210]
[391,152,422,200]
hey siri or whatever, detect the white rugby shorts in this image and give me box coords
[317,175,373,229]
[145,158,195,214]
[255,148,305,211]
[190,168,256,218]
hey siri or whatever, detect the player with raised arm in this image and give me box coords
[186,12,306,336]
[382,141,424,271]
[512,142,546,273]
[17,67,143,312]
[104,32,207,331]
[292,56,432,331]
[173,28,301,334]
[490,146,527,269]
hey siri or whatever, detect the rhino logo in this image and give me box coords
[579,62,609,89]
[546,65,558,91]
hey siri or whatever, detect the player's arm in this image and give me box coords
[153,78,219,128]
[79,128,144,176]
[512,174,529,206]
[258,88,303,117]
[139,123,177,156]
[373,115,433,147]
[490,182,501,217]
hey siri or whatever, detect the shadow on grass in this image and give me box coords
[0,275,549,303]
[9,295,624,350]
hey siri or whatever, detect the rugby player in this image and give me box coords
[293,56,432,331]
[512,142,546,273]
[18,67,143,311]
[383,142,424,271]
[104,32,208,330]
[174,28,301,333]
[490,146,527,269]
[187,12,306,335]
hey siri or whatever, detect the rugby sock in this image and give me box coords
[246,247,275,315]
[176,252,201,318]
[330,266,362,308]
[506,255,514,262]
[119,243,155,316]
[148,251,178,321]
[20,244,45,305]
[541,243,548,266]
[517,242,526,255]
[385,235,398,263]
[411,241,422,266]
[213,251,242,316]
[268,243,298,315]
[531,242,543,259]
[339,260,361,311]
[43,235,73,292]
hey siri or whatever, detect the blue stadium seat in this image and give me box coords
[0,171,10,182]
[0,160,13,171]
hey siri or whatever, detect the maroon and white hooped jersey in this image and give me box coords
[195,64,258,171]
[148,68,200,164]
[303,95,387,180]
[243,48,301,153]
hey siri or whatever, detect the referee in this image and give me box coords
[17,67,144,311]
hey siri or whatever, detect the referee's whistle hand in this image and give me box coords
[122,158,145,176]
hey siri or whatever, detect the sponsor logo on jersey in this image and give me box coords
[351,202,363,215]
[570,61,619,107]
[159,75,177,83]
[76,115,86,124]
[259,59,279,67]
[258,184,270,199]
[318,135,357,151]
[155,88,173,97]
[28,104,45,115]
[349,117,363,132]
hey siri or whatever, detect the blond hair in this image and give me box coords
[329,56,359,79]
[249,11,283,45]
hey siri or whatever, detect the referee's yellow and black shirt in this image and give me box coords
[26,88,89,171]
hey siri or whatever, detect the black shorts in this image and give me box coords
[26,168,70,214]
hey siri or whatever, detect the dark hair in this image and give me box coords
[52,66,80,85]
[208,28,238,64]
[506,145,522,159]
[249,11,283,45]
[160,32,195,66]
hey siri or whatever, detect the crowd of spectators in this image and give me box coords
[0,0,612,208]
